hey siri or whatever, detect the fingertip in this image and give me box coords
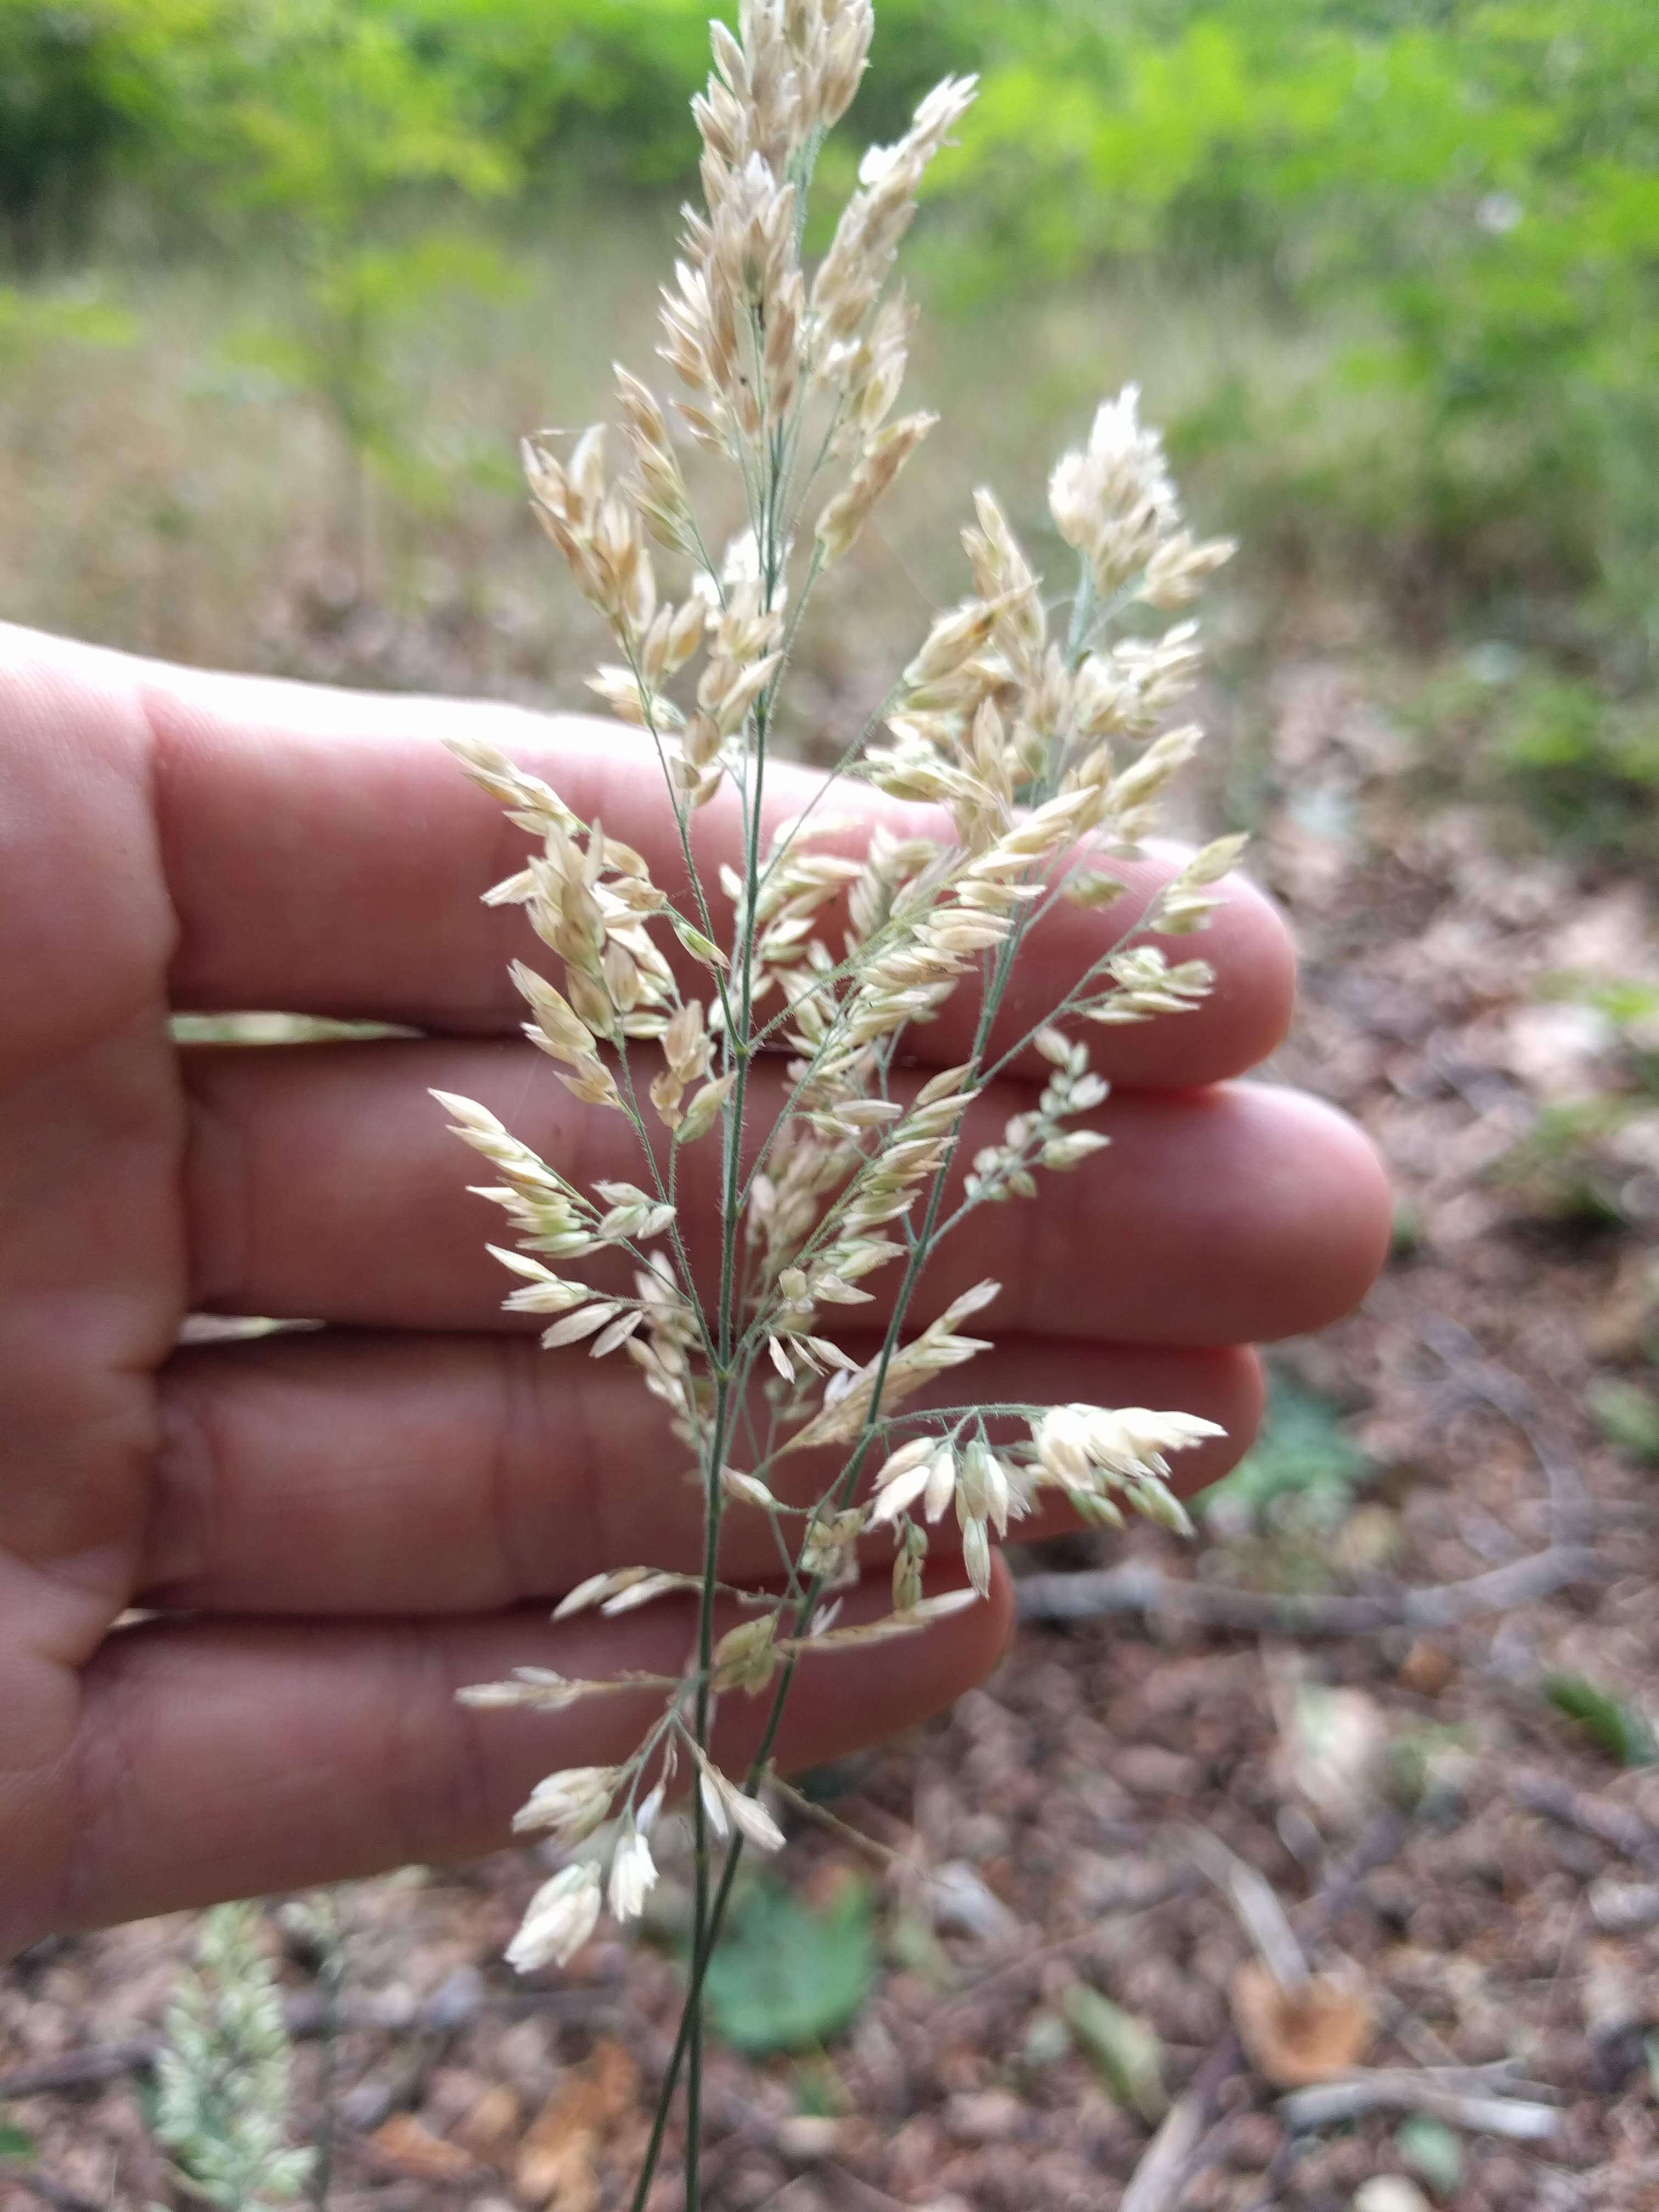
[1165,1344,1267,1498]
[990,850,1300,1092]
[1108,860,1298,1090]
[1245,1086,1394,1338]
[1185,865,1299,1080]
[974,1556,1019,1669]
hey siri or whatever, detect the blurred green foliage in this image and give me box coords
[1,0,521,532]
[1411,654,1659,867]
[702,1875,876,2055]
[940,5,1659,598]
[1397,2112,1466,2196]
[1063,1984,1168,2124]
[1491,973,1659,1229]
[1199,1372,1375,1530]
[0,0,1655,836]
[1544,1672,1658,1767]
[0,275,131,354]
[1590,1376,1659,1464]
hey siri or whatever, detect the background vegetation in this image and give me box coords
[2,0,1656,865]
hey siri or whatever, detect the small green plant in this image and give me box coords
[1396,2112,1465,2198]
[1199,1371,1373,1531]
[150,1902,313,2210]
[1492,973,1659,1229]
[702,1876,876,2057]
[1493,676,1659,867]
[1063,1985,1167,2124]
[1590,1376,1659,1466]
[1544,1673,1657,1769]
[133,0,520,567]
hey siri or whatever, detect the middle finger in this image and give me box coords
[183,1041,1388,1346]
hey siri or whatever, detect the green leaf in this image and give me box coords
[1063,1984,1166,2123]
[1397,2112,1465,2196]
[1545,1673,1657,1767]
[1199,1373,1372,1524]
[886,1910,958,1992]
[0,2124,36,2159]
[1021,2010,1074,2074]
[791,2055,844,2119]
[1590,1380,1659,1466]
[702,1877,875,2057]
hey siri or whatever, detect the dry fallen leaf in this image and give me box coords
[515,2036,640,2209]
[1398,1638,1456,1697]
[1229,1959,1372,2087]
[456,2080,524,2163]
[367,2112,481,2181]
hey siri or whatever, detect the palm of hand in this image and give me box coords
[0,625,1389,1956]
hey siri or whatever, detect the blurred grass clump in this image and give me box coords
[0,0,1655,854]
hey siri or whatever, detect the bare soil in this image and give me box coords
[5,656,1659,2211]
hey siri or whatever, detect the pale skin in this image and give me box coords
[0,622,1393,1960]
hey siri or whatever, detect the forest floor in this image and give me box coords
[4,635,1659,2212]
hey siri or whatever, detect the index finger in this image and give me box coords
[13,628,1295,1086]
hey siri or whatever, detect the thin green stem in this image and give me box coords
[749,675,906,912]
[625,656,741,1045]
[614,1051,720,1372]
[635,870,1049,2168]
[866,1400,1051,1429]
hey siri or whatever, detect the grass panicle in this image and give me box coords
[436,5,1238,2199]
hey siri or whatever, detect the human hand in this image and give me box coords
[0,623,1390,1956]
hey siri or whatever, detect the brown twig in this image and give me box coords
[1510,1769,1659,1872]
[5,2175,106,2212]
[928,1869,1199,2031]
[1114,1807,1412,2212]
[1118,2034,1242,2212]
[1279,2062,1560,2139]
[1016,1542,1601,1635]
[1298,1808,1412,1939]
[1024,1311,1601,1641]
[1417,1313,1592,1545]
[0,2041,160,2101]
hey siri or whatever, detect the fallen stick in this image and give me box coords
[929,1870,1199,2030]
[1118,2035,1242,2212]
[1279,2064,1560,2140]
[7,2176,106,2212]
[0,2040,158,2100]
[1510,1770,1659,1872]
[1015,1543,1601,1637]
[1115,1809,1412,2212]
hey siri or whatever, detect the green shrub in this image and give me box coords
[939,1,1659,655]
